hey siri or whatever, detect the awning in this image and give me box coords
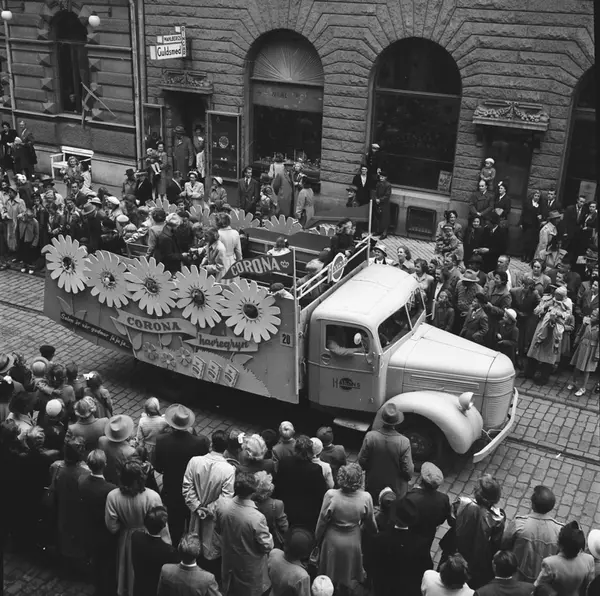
[160,69,213,94]
[473,100,550,132]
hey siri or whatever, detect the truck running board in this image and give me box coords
[333,417,370,433]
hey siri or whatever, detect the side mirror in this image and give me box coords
[353,333,362,346]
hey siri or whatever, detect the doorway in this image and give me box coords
[166,92,207,141]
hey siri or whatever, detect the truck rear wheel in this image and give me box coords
[401,416,449,472]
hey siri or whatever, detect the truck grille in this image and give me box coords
[482,377,514,430]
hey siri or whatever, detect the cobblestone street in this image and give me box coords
[1,268,599,595]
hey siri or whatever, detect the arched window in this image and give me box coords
[51,11,89,113]
[564,68,596,205]
[249,31,324,172]
[372,38,461,192]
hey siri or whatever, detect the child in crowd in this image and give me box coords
[267,236,290,256]
[260,428,278,460]
[17,208,39,274]
[39,344,56,362]
[316,426,347,485]
[566,309,599,397]
[135,397,168,463]
[65,362,87,401]
[272,421,296,470]
[84,371,113,419]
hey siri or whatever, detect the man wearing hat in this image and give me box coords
[456,269,484,321]
[173,125,195,176]
[373,169,392,239]
[134,168,153,206]
[369,243,394,265]
[352,164,373,206]
[460,292,489,345]
[495,308,519,364]
[358,401,414,501]
[81,197,103,251]
[238,165,260,214]
[365,497,424,596]
[122,168,137,197]
[97,415,136,484]
[345,185,359,208]
[363,142,384,184]
[154,212,187,274]
[209,176,228,212]
[501,485,562,583]
[405,462,451,569]
[468,254,488,286]
[154,404,210,547]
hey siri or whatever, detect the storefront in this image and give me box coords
[248,31,324,182]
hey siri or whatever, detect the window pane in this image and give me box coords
[373,93,459,190]
[577,69,595,109]
[564,117,597,205]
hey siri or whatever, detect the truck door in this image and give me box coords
[309,321,380,412]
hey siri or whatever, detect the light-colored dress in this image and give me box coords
[570,322,599,372]
[202,239,227,282]
[135,413,168,462]
[535,222,557,261]
[218,226,242,285]
[105,487,169,596]
[295,188,314,228]
[184,181,207,213]
[315,488,377,588]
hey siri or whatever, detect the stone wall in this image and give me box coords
[145,0,594,209]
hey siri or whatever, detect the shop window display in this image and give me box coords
[372,38,461,192]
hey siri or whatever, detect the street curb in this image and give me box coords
[506,436,600,467]
[518,388,599,414]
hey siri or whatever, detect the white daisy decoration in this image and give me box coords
[230,209,261,230]
[43,234,88,294]
[147,198,177,215]
[84,250,130,308]
[125,257,177,317]
[174,265,223,328]
[221,279,281,343]
[263,215,303,236]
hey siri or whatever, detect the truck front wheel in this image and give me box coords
[401,416,450,472]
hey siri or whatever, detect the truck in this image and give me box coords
[42,208,518,465]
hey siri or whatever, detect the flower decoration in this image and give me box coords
[189,206,211,227]
[125,257,177,316]
[84,250,130,308]
[229,209,261,231]
[43,234,88,293]
[147,198,177,215]
[308,223,336,237]
[221,279,281,343]
[263,215,303,236]
[160,351,177,370]
[176,346,193,367]
[143,342,159,360]
[174,265,223,328]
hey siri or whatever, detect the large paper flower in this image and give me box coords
[263,215,303,236]
[84,250,130,308]
[174,265,223,328]
[221,279,281,343]
[43,234,88,293]
[125,257,177,316]
[147,198,177,215]
[230,209,261,230]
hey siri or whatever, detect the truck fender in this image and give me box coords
[373,391,484,455]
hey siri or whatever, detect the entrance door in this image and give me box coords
[309,322,380,413]
[168,92,207,142]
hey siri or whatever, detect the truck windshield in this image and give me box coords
[377,289,425,349]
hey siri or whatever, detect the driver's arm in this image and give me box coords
[326,338,360,357]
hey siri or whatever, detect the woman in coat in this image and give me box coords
[520,189,543,262]
[435,210,463,242]
[183,170,206,214]
[295,177,315,228]
[535,211,562,262]
[48,437,90,565]
[463,216,486,265]
[105,458,168,596]
[273,435,327,530]
[484,270,512,347]
[315,463,377,593]
[201,226,227,283]
[494,180,511,227]
[510,276,541,366]
[216,212,242,285]
[535,522,595,596]
[253,470,289,551]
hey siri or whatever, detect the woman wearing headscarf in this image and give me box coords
[483,270,512,347]
[520,189,543,262]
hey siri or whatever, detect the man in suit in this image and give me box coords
[460,293,489,345]
[131,506,179,596]
[373,170,392,239]
[173,125,195,176]
[474,551,533,596]
[158,533,221,596]
[352,165,372,206]
[469,179,494,224]
[78,449,118,596]
[18,119,36,178]
[560,195,588,258]
[404,462,452,570]
[166,170,184,205]
[540,187,562,224]
[546,257,582,301]
[154,404,210,548]
[237,166,260,213]
[134,169,153,206]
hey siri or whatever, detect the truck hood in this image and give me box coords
[388,323,497,395]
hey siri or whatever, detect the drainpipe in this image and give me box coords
[2,0,16,129]
[128,0,142,165]
[137,0,146,104]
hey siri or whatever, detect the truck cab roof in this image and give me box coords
[311,264,418,328]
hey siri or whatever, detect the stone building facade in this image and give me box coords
[144,0,595,248]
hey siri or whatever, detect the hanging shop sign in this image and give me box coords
[252,82,323,113]
[150,25,187,61]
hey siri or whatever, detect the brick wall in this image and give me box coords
[146,0,594,205]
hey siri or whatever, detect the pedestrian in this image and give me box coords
[40,399,68,451]
[208,176,228,212]
[131,506,179,596]
[310,437,334,489]
[68,396,109,455]
[135,397,168,463]
[238,433,275,475]
[216,211,242,285]
[456,269,484,323]
[484,270,512,346]
[501,485,562,583]
[6,390,36,439]
[295,176,315,228]
[253,471,289,551]
[272,420,297,470]
[315,463,377,593]
[421,553,474,596]
[216,471,274,596]
[565,309,599,397]
[273,435,327,530]
[78,449,118,596]
[154,404,210,547]
[373,169,391,239]
[97,415,136,485]
[201,226,226,282]
[182,429,235,574]
[475,551,533,596]
[315,426,347,487]
[155,212,187,274]
[358,401,414,501]
[157,533,221,596]
[84,371,113,419]
[105,458,170,596]
[432,290,456,332]
[535,522,595,596]
[495,309,519,365]
[375,487,397,531]
[460,293,489,345]
[404,461,452,570]
[238,165,260,213]
[173,126,195,177]
[268,527,313,596]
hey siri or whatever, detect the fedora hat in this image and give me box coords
[40,174,55,186]
[165,404,195,431]
[104,414,134,442]
[587,529,600,560]
[106,196,120,206]
[460,269,479,282]
[373,243,387,256]
[213,176,223,185]
[381,402,403,426]
[89,196,102,206]
[468,254,483,265]
[125,168,135,177]
[547,210,561,220]
[82,203,95,216]
[0,353,15,375]
[174,125,185,135]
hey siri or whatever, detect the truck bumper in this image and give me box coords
[473,388,519,463]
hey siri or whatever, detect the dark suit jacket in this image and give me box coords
[155,227,183,274]
[237,177,260,213]
[352,172,373,206]
[78,475,117,553]
[131,531,179,596]
[460,307,489,344]
[474,577,534,596]
[135,178,153,205]
[158,563,220,596]
[404,487,451,554]
[540,196,562,220]
[166,179,183,204]
[154,431,210,505]
[561,204,587,239]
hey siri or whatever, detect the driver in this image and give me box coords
[326,326,368,357]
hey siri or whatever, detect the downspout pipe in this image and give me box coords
[137,0,146,104]
[128,0,142,165]
[2,0,16,128]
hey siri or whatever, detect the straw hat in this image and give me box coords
[104,415,134,442]
[164,404,195,431]
[504,308,517,322]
